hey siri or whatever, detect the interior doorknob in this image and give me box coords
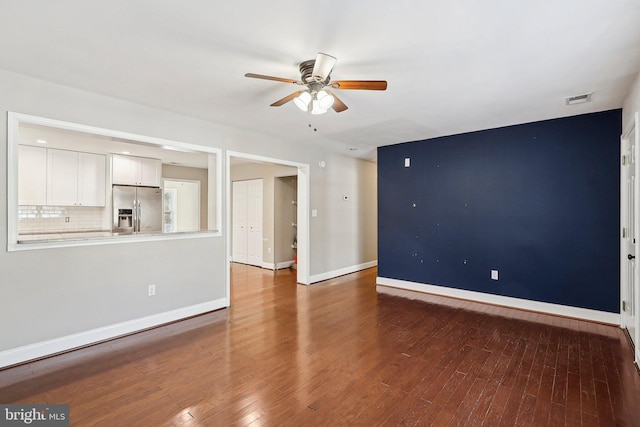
[628,254,636,260]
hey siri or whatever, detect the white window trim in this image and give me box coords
[7,112,223,251]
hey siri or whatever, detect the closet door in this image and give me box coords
[247,179,263,267]
[232,181,248,263]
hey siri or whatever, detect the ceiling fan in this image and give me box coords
[245,52,387,114]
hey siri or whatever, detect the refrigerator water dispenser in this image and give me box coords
[117,209,133,228]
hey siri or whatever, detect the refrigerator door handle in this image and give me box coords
[137,201,142,233]
[133,199,139,233]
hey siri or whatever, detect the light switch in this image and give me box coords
[404,157,411,167]
[312,209,318,217]
[491,270,499,280]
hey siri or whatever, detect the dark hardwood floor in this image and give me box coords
[1,265,639,426]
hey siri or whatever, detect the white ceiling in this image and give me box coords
[1,1,639,161]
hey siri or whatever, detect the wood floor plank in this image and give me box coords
[594,379,615,426]
[565,371,582,423]
[483,383,511,425]
[524,341,548,397]
[448,377,488,426]
[0,264,638,426]
[531,364,555,425]
[465,381,497,425]
[579,330,599,417]
[514,393,537,426]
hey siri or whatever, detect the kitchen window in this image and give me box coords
[7,112,222,251]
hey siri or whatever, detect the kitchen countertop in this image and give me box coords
[17,229,217,243]
[18,230,113,242]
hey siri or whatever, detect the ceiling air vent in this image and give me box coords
[565,93,592,105]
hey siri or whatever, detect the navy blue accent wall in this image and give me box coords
[378,109,621,313]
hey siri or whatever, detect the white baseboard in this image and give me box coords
[309,260,378,284]
[0,298,228,369]
[260,262,294,270]
[276,261,294,270]
[376,277,620,325]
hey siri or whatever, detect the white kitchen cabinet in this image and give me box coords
[112,154,161,186]
[77,152,107,206]
[47,149,78,206]
[47,149,106,206]
[138,157,162,187]
[111,154,138,184]
[18,145,47,205]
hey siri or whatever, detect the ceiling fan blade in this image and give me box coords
[270,91,305,107]
[329,80,388,90]
[245,73,302,85]
[327,90,348,113]
[312,52,337,81]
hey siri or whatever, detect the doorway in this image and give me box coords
[274,175,298,270]
[163,179,201,232]
[226,151,310,296]
[621,111,640,366]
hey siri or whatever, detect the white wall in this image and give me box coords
[0,69,378,363]
[623,71,640,127]
[309,153,378,280]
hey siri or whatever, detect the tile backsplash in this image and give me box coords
[19,205,109,234]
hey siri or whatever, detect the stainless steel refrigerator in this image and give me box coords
[112,185,162,235]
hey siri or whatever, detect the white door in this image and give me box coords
[622,112,640,364]
[231,179,263,267]
[247,179,263,267]
[232,180,248,263]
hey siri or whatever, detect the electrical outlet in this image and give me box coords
[148,284,156,296]
[491,270,499,280]
[267,247,271,254]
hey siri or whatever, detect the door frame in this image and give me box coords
[162,178,201,232]
[225,151,310,295]
[621,111,640,366]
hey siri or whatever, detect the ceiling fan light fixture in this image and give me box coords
[311,91,334,115]
[316,90,334,110]
[311,102,327,115]
[294,91,312,111]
